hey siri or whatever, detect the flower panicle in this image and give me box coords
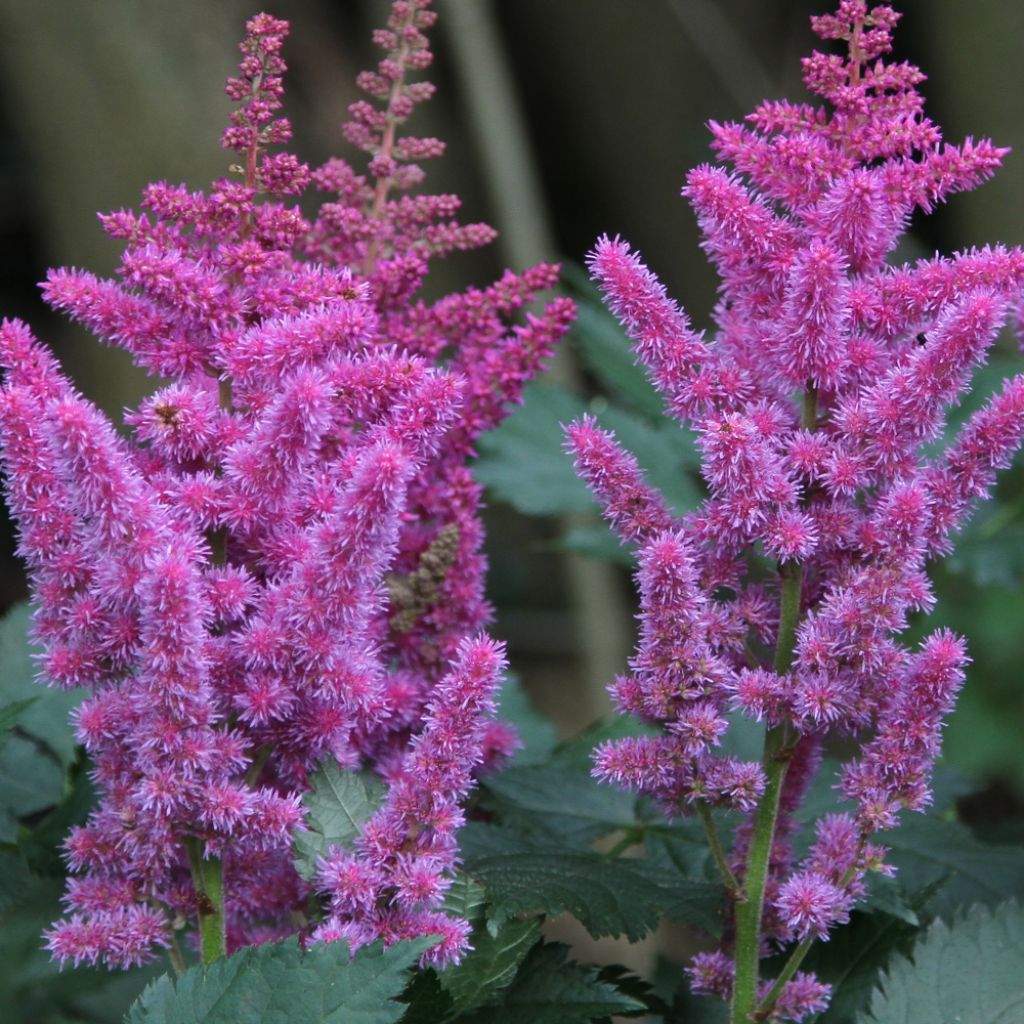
[0,2,570,970]
[574,3,1024,1020]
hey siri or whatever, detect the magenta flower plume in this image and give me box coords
[314,635,506,967]
[0,3,570,971]
[572,2,1024,1020]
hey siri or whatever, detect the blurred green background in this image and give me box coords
[1,4,1023,1003]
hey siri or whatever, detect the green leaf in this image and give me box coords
[0,848,41,913]
[571,301,664,419]
[127,937,433,1024]
[0,603,83,768]
[0,735,64,842]
[548,716,657,772]
[0,697,38,742]
[791,910,919,1024]
[293,761,386,882]
[858,901,1024,1024]
[462,831,723,940]
[643,816,721,881]
[443,872,488,923]
[458,942,644,1024]
[597,405,701,515]
[0,865,161,1022]
[592,964,672,1021]
[19,769,97,878]
[883,815,1024,919]
[861,873,919,926]
[439,918,542,1017]
[475,383,701,520]
[479,716,656,848]
[396,971,454,1024]
[481,761,638,847]
[476,384,592,516]
[494,675,559,767]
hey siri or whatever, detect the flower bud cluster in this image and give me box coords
[569,3,1024,1018]
[0,3,570,969]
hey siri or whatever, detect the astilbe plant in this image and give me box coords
[0,3,571,972]
[566,3,1024,1021]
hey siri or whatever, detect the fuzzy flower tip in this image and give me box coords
[0,2,569,969]
[579,2,1024,1021]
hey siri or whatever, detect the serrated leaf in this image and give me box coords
[481,761,638,847]
[293,762,386,882]
[858,901,1024,1024]
[127,937,432,1024]
[494,675,558,767]
[443,872,488,923]
[463,834,722,940]
[783,910,919,1024]
[883,815,1024,919]
[439,918,542,1017]
[396,971,454,1024]
[593,964,672,1020]
[459,942,644,1024]
[0,603,83,768]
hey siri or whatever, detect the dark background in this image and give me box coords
[1,0,1022,793]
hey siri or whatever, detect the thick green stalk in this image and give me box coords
[731,560,804,1023]
[186,836,226,965]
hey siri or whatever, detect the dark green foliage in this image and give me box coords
[494,674,559,767]
[293,761,386,882]
[126,937,433,1024]
[456,943,645,1024]
[858,902,1024,1024]
[475,279,703,541]
[475,383,595,517]
[480,758,638,846]
[461,826,722,940]
[439,917,543,1017]
[884,814,1024,919]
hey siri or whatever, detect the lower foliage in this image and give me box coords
[3,601,1024,1023]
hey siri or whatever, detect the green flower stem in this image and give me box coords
[732,558,805,1023]
[186,836,226,965]
[753,934,814,1021]
[754,843,867,1020]
[730,384,818,1021]
[697,800,741,897]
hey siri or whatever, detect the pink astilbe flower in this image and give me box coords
[315,635,505,967]
[0,3,570,970]
[574,3,1024,1021]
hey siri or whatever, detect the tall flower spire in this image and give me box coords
[0,2,571,970]
[572,3,1024,1020]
